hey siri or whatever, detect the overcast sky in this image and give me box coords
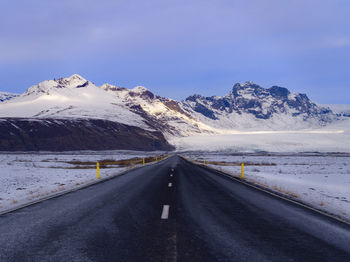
[1,0,349,103]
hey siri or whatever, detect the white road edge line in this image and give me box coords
[168,183,172,187]
[161,205,170,219]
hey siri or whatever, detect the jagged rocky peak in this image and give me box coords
[232,82,312,104]
[268,86,290,98]
[232,82,295,100]
[185,94,205,102]
[57,74,90,88]
[232,81,263,91]
[24,74,91,96]
[232,81,272,97]
[183,81,335,123]
[100,84,154,98]
[130,86,155,99]
[233,81,261,89]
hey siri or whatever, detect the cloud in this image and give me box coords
[1,0,348,62]
[1,0,350,103]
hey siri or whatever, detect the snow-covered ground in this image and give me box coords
[171,118,350,152]
[0,151,160,213]
[183,151,350,222]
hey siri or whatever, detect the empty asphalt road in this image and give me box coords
[0,155,349,261]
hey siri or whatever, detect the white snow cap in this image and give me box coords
[132,86,149,93]
[24,74,90,95]
[100,83,115,89]
[67,74,85,81]
[64,74,88,86]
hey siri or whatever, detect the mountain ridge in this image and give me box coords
[182,81,334,129]
[0,74,343,151]
[0,92,20,102]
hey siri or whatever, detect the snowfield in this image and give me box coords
[0,151,161,213]
[183,151,350,222]
[170,118,350,152]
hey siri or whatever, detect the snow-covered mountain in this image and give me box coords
[1,74,149,129]
[0,74,344,151]
[182,82,335,130]
[0,92,19,102]
[0,75,337,135]
[0,74,210,138]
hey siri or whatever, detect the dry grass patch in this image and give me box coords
[98,156,163,167]
[66,160,96,166]
[58,155,166,169]
[272,185,299,198]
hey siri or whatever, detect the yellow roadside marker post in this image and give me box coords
[143,158,145,166]
[156,156,158,162]
[241,162,244,179]
[204,159,205,165]
[97,162,100,179]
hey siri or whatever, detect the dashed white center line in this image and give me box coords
[161,205,170,219]
[170,174,173,177]
[168,182,172,187]
[171,168,174,172]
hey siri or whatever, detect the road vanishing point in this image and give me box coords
[0,155,349,261]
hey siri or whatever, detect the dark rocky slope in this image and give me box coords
[0,118,174,151]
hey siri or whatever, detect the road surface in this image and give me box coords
[0,155,349,261]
